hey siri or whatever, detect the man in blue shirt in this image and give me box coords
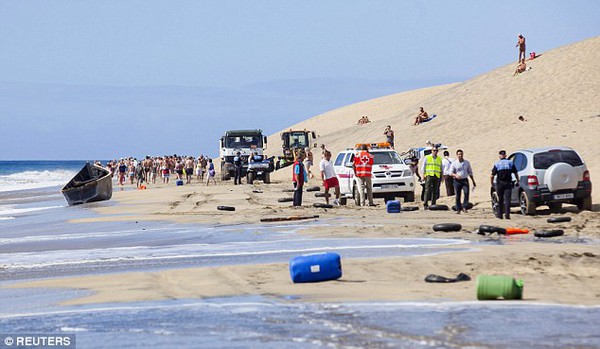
[491,150,519,219]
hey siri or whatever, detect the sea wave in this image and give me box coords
[0,170,77,192]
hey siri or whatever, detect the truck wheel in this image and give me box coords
[575,196,592,211]
[247,172,254,184]
[264,172,270,184]
[404,192,415,203]
[520,191,536,215]
[221,165,230,181]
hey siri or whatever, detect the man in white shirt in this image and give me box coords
[319,150,340,205]
[442,150,455,197]
[450,149,476,213]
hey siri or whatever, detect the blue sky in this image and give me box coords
[0,1,598,160]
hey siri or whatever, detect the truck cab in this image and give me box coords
[219,130,270,181]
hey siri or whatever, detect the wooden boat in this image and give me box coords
[61,163,113,205]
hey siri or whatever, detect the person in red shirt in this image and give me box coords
[353,145,375,206]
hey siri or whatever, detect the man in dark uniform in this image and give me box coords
[233,151,243,185]
[491,150,519,219]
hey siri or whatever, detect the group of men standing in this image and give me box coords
[420,147,476,213]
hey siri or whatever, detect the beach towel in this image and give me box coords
[421,114,437,123]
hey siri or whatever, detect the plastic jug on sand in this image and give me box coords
[477,275,524,300]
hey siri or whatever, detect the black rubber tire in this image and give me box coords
[314,192,327,198]
[534,229,565,238]
[217,205,235,211]
[432,223,462,232]
[400,206,419,211]
[277,197,293,203]
[546,216,571,223]
[428,204,449,211]
[478,225,507,235]
[313,203,333,209]
[306,186,320,192]
[282,189,295,193]
[451,202,474,211]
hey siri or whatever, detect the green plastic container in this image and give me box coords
[476,275,524,300]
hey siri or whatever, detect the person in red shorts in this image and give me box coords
[319,150,340,205]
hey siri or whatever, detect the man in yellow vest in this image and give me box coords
[421,147,443,209]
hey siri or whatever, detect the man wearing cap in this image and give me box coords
[421,147,443,209]
[491,150,519,219]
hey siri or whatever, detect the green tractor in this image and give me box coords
[276,129,318,170]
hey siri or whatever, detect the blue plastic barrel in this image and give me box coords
[289,252,342,283]
[386,200,401,213]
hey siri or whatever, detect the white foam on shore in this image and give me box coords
[0,170,76,192]
[0,205,63,216]
[1,238,469,269]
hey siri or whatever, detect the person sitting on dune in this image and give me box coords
[513,59,526,76]
[357,115,371,125]
[413,107,429,125]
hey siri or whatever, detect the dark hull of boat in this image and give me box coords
[61,164,113,206]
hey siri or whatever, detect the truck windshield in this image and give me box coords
[373,151,403,165]
[284,132,309,149]
[224,135,262,149]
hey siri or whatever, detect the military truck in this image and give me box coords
[276,129,318,170]
[219,129,273,183]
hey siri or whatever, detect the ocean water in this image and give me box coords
[0,160,99,193]
[1,162,599,348]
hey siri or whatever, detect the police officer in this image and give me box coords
[491,150,519,219]
[233,151,243,185]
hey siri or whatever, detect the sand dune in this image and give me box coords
[269,36,600,204]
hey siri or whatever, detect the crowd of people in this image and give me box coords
[99,154,216,188]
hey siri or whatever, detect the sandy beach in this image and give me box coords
[11,179,600,306]
[8,37,600,308]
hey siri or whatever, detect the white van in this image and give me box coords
[333,143,416,205]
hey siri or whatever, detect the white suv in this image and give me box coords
[491,146,592,215]
[333,144,416,205]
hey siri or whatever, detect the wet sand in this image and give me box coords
[10,180,600,306]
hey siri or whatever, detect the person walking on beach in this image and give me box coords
[354,144,375,206]
[491,150,518,219]
[516,34,526,62]
[320,150,340,205]
[200,156,208,181]
[304,147,314,179]
[442,150,455,197]
[450,149,476,214]
[421,147,442,209]
[118,159,127,186]
[206,159,216,186]
[383,125,395,148]
[185,156,195,184]
[233,151,243,185]
[292,151,308,207]
[161,158,170,184]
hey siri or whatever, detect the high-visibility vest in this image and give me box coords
[424,155,442,178]
[354,151,373,177]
